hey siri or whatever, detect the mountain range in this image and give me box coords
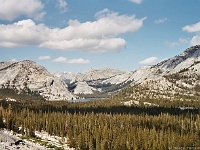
[0,45,200,100]
[55,45,200,97]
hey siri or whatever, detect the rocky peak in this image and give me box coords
[0,60,75,101]
[152,45,200,74]
[183,45,200,56]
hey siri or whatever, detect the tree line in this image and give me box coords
[0,99,200,149]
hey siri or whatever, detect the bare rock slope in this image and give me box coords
[130,45,200,88]
[56,68,133,95]
[0,60,74,100]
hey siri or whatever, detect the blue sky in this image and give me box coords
[0,0,200,73]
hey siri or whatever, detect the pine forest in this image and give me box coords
[0,86,200,150]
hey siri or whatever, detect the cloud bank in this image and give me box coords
[0,0,45,21]
[0,9,146,53]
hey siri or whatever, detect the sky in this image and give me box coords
[0,0,200,73]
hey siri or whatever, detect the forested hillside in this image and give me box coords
[110,82,200,107]
[0,99,200,149]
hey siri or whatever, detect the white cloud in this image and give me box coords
[154,18,167,24]
[0,0,45,21]
[52,57,67,63]
[67,58,90,64]
[183,22,200,33]
[57,0,67,13]
[10,58,17,62]
[52,57,90,64]
[38,56,51,60]
[183,22,200,45]
[0,9,146,53]
[0,42,20,48]
[139,57,157,65]
[190,35,200,45]
[165,38,189,48]
[40,38,126,53]
[95,9,110,19]
[129,0,142,4]
[0,19,45,47]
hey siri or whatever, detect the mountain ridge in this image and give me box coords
[55,68,133,96]
[56,45,200,97]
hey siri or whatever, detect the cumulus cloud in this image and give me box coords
[0,0,45,21]
[52,57,90,64]
[0,19,45,47]
[183,22,200,45]
[0,9,146,53]
[57,0,67,13]
[38,55,51,60]
[165,38,189,48]
[139,57,158,65]
[154,18,167,24]
[183,22,200,33]
[129,0,142,4]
